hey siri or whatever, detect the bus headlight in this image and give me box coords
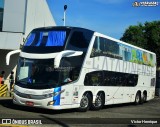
[47,101,55,106]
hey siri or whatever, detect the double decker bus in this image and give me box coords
[7,26,156,112]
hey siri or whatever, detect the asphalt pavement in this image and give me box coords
[0,97,160,127]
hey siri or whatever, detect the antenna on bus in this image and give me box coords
[63,5,67,26]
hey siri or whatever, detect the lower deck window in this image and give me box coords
[84,71,138,86]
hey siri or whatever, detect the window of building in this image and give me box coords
[0,0,4,31]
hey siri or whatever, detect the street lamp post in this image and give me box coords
[63,5,67,26]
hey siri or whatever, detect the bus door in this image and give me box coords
[61,84,73,105]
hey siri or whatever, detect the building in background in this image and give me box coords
[0,0,56,84]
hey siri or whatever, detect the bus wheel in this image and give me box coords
[78,93,91,112]
[91,93,104,110]
[135,92,141,105]
[142,93,147,103]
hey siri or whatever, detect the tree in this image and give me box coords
[120,21,160,68]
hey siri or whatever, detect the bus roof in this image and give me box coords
[32,26,94,33]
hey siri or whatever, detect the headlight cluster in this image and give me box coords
[13,89,60,99]
[44,93,53,98]
[44,92,59,98]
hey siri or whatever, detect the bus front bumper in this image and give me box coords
[12,93,63,110]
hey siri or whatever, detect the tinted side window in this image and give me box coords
[84,71,103,86]
[90,37,122,60]
[151,78,156,86]
[90,37,155,67]
[103,71,138,87]
[90,37,102,57]
[66,30,93,52]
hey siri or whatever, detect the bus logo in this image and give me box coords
[133,1,159,7]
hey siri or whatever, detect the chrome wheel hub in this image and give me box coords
[80,95,88,108]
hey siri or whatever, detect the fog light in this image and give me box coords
[47,101,54,106]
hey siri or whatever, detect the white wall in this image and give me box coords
[2,0,26,33]
[0,32,23,50]
[24,0,56,37]
[0,0,56,50]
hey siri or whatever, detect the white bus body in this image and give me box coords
[8,26,156,111]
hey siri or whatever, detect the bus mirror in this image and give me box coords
[6,50,21,65]
[54,50,83,68]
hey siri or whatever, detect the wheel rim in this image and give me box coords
[136,94,139,103]
[94,94,102,107]
[80,95,89,108]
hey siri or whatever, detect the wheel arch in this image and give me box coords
[143,90,147,96]
[79,91,93,104]
[93,90,105,104]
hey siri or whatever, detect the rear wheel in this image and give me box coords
[142,93,147,103]
[78,93,92,112]
[135,92,141,105]
[91,93,104,110]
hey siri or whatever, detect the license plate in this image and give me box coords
[26,101,34,106]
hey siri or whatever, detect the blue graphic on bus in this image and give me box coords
[53,87,61,106]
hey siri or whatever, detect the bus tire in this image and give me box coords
[78,93,92,112]
[135,92,141,105]
[91,92,104,110]
[142,92,147,103]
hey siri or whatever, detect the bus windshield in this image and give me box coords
[16,57,82,89]
[16,58,59,89]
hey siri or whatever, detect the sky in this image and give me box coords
[47,0,160,39]
[0,0,159,39]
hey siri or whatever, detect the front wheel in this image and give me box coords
[78,93,92,112]
[91,93,104,110]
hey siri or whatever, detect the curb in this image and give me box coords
[0,97,12,100]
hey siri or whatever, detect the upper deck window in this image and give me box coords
[25,31,66,47]
[66,29,93,52]
[22,28,71,53]
[90,36,156,67]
